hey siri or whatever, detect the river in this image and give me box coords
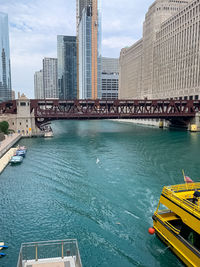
[1,120,199,267]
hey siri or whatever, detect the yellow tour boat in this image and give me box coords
[151,181,200,267]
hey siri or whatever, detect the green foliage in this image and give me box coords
[0,121,9,134]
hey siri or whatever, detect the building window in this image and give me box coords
[20,102,26,106]
[12,122,14,125]
[195,95,199,100]
[20,122,21,126]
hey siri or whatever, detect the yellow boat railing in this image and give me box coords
[162,183,200,217]
[165,183,200,193]
[155,212,181,235]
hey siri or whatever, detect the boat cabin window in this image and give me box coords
[157,203,170,214]
[180,224,200,251]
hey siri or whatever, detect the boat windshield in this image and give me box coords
[157,202,171,214]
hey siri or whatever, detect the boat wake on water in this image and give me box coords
[156,246,170,254]
[124,210,140,219]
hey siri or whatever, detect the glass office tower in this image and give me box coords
[57,36,77,99]
[0,12,12,102]
[77,0,101,99]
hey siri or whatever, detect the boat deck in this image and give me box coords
[162,183,200,214]
[17,239,82,267]
[23,256,76,267]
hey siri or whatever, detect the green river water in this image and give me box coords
[1,120,199,267]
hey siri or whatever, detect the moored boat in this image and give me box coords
[15,149,26,157]
[0,242,5,251]
[10,156,23,164]
[44,131,54,138]
[0,242,8,257]
[151,181,200,267]
[18,146,27,151]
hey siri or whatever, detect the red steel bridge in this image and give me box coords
[0,99,199,126]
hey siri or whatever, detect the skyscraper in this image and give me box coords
[43,58,58,99]
[0,12,12,102]
[102,57,119,100]
[77,0,101,99]
[34,70,44,99]
[57,36,77,99]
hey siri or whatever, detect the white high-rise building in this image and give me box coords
[34,70,44,99]
[119,0,197,100]
[102,57,119,100]
[43,58,58,99]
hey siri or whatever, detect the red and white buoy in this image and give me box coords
[148,227,155,235]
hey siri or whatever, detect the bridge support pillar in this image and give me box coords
[189,113,200,132]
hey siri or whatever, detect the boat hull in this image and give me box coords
[153,215,200,267]
[44,132,54,138]
[16,150,26,157]
[10,156,23,164]
[10,161,22,165]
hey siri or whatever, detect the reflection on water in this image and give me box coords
[1,120,198,267]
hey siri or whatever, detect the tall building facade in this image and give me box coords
[119,0,197,100]
[43,58,58,99]
[34,70,44,99]
[77,0,102,99]
[0,12,12,102]
[57,36,77,99]
[102,57,119,100]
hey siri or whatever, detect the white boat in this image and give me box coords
[18,146,27,151]
[44,131,54,138]
[10,156,23,164]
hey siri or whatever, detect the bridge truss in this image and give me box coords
[1,99,200,123]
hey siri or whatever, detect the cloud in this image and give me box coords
[102,36,137,58]
[0,0,153,98]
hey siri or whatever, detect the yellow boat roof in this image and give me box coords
[162,183,200,217]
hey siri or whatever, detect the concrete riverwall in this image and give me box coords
[0,148,18,174]
[0,133,21,174]
[111,119,169,128]
[0,133,21,159]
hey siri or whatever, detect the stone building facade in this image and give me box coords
[119,0,199,100]
[119,40,143,99]
[0,94,41,136]
[153,0,200,100]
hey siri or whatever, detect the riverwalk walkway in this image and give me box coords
[0,133,21,158]
[0,133,21,173]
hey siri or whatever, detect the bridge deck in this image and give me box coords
[1,99,199,121]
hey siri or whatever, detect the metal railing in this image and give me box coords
[155,212,181,235]
[17,239,82,267]
[162,183,200,217]
[165,183,200,193]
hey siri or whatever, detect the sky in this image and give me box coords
[0,0,153,98]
